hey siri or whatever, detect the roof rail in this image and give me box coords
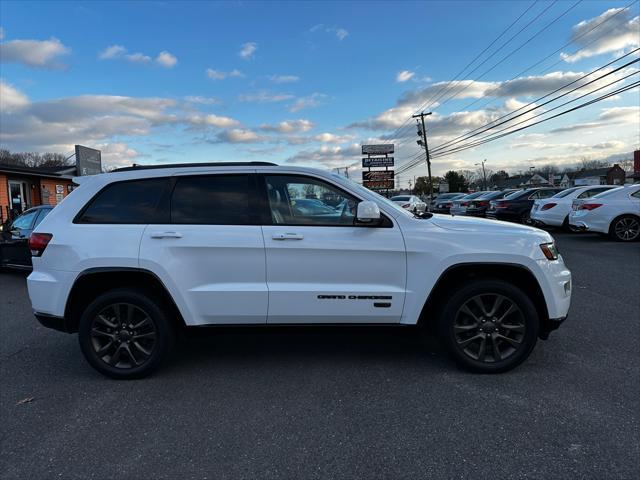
[112,161,277,172]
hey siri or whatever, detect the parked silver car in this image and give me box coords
[390,195,427,213]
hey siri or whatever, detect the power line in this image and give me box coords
[430,50,640,154]
[394,74,639,175]
[431,80,640,159]
[377,0,541,146]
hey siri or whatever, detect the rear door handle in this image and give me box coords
[272,233,304,240]
[150,231,183,239]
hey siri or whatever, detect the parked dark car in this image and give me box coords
[486,187,565,223]
[430,193,466,214]
[465,189,518,217]
[0,205,53,269]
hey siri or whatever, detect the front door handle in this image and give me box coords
[272,233,304,240]
[150,231,183,239]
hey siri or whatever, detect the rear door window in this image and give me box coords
[77,178,168,224]
[170,174,253,225]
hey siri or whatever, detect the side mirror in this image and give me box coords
[356,201,381,224]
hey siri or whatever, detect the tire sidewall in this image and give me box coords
[78,288,172,379]
[437,279,539,373]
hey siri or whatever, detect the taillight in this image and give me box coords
[541,203,557,211]
[579,203,602,211]
[495,201,508,209]
[461,202,469,206]
[477,200,489,207]
[29,233,52,257]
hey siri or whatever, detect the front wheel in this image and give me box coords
[78,288,173,379]
[610,215,640,242]
[437,279,539,373]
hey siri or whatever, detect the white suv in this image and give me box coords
[27,162,572,378]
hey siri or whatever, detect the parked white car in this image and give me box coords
[530,185,618,230]
[28,162,571,378]
[390,195,427,213]
[569,184,640,241]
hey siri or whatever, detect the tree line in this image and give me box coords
[0,149,71,168]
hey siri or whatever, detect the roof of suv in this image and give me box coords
[112,161,277,172]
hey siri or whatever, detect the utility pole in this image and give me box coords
[413,111,433,202]
[475,159,487,191]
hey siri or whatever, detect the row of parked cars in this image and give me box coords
[421,184,640,242]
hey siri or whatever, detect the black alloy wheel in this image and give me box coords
[611,216,640,242]
[78,289,173,379]
[89,303,157,369]
[453,294,526,363]
[437,279,539,373]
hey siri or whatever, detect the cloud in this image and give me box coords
[561,8,639,63]
[310,24,349,41]
[259,119,314,133]
[126,52,152,64]
[0,37,70,68]
[187,114,240,128]
[98,45,178,67]
[0,81,30,113]
[285,144,361,167]
[206,68,244,80]
[239,91,295,103]
[99,45,126,59]
[95,142,146,168]
[239,42,257,59]
[590,140,626,150]
[156,51,178,68]
[313,132,354,143]
[396,70,415,82]
[288,93,327,112]
[213,129,265,143]
[269,74,300,84]
[549,106,639,133]
[184,95,220,105]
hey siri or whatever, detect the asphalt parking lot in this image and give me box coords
[1,231,638,479]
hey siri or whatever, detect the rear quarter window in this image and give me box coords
[76,178,168,224]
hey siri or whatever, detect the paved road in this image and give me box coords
[1,232,638,479]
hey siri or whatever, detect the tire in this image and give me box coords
[78,288,174,379]
[562,216,580,233]
[609,215,640,242]
[436,279,539,373]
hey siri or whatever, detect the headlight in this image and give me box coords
[540,242,559,260]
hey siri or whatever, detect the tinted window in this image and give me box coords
[593,187,624,198]
[391,196,410,201]
[79,178,167,224]
[171,175,252,225]
[536,190,557,199]
[265,175,358,226]
[631,189,640,199]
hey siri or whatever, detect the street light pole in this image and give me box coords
[475,159,487,191]
[413,111,433,201]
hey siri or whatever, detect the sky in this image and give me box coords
[0,0,638,186]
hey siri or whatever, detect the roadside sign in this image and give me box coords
[362,156,394,168]
[362,144,394,155]
[363,170,394,190]
[75,145,102,176]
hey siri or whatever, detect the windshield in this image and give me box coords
[552,187,581,198]
[391,196,410,201]
[461,191,485,200]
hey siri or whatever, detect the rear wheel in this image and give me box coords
[78,288,173,379]
[610,215,640,242]
[437,279,539,373]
